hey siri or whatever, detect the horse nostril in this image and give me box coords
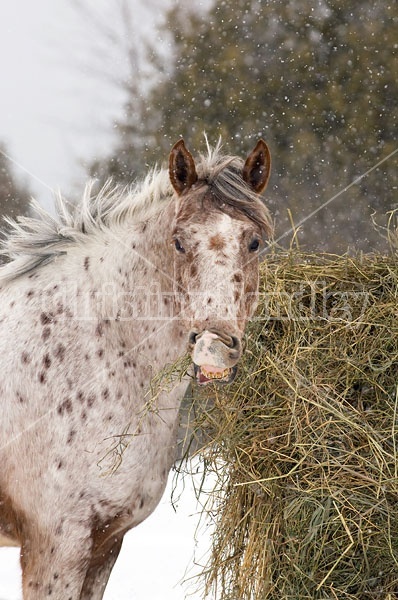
[188,331,198,346]
[228,335,241,361]
[230,335,240,350]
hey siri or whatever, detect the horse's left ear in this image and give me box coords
[242,139,271,194]
[169,139,198,196]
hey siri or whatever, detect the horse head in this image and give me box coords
[169,138,272,385]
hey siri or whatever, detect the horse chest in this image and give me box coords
[75,385,185,534]
[0,292,185,520]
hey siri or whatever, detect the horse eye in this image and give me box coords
[249,238,260,252]
[174,239,185,253]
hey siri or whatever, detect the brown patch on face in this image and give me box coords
[244,282,256,295]
[233,272,242,283]
[241,275,259,322]
[208,233,226,252]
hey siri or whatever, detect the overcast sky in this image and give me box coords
[0,2,212,599]
[0,0,153,207]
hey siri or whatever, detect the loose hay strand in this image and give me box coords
[186,250,398,600]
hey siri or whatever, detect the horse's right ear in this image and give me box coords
[169,140,198,196]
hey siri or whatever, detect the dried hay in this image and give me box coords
[183,250,398,600]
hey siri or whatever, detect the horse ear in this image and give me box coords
[242,139,271,194]
[169,139,198,196]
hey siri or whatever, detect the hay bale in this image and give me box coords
[191,251,398,600]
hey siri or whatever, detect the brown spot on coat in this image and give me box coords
[54,344,66,362]
[66,430,76,444]
[40,312,54,325]
[209,233,226,251]
[43,354,52,369]
[21,352,31,364]
[42,327,51,341]
[57,398,72,416]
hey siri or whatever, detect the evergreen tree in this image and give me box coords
[91,0,397,251]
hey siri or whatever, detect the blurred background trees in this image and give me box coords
[90,0,397,253]
[0,1,396,253]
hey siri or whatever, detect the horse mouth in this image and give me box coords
[194,364,237,386]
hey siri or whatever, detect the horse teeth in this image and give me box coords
[201,367,230,380]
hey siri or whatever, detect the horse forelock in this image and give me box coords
[180,153,273,237]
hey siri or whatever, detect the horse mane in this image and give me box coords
[0,141,272,283]
[192,145,273,236]
[0,167,173,282]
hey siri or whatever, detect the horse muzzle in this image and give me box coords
[189,329,241,386]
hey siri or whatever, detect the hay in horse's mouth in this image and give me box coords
[194,364,237,385]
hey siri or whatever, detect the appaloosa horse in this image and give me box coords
[0,139,272,599]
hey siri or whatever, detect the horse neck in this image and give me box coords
[81,199,182,342]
